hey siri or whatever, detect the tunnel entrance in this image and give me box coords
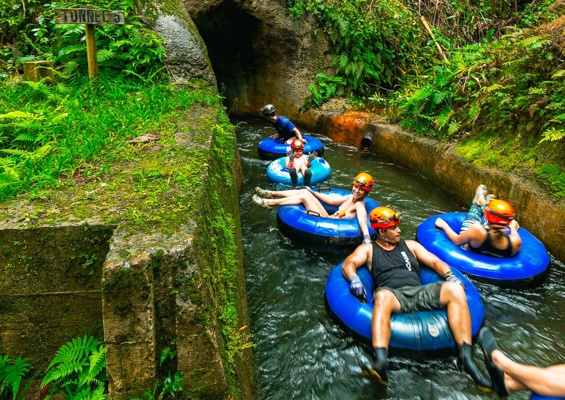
[193,3,262,114]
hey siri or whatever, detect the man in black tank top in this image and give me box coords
[341,207,491,390]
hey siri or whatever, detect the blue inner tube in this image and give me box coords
[324,261,485,353]
[276,188,379,253]
[257,135,325,160]
[416,212,550,286]
[266,157,332,186]
[530,394,565,400]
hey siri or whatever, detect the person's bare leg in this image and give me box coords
[365,290,401,385]
[268,188,306,198]
[263,191,328,216]
[441,282,491,388]
[440,282,472,344]
[371,290,401,349]
[492,350,565,397]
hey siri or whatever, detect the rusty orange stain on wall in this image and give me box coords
[326,110,370,147]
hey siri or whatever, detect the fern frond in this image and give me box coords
[1,149,30,157]
[13,133,36,143]
[58,44,86,57]
[0,111,39,120]
[29,144,53,161]
[85,345,105,385]
[528,87,546,95]
[0,356,31,400]
[448,121,461,135]
[517,35,547,48]
[540,127,565,143]
[97,50,115,63]
[436,108,454,130]
[41,336,102,388]
[51,113,69,124]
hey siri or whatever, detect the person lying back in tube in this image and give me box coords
[435,184,522,257]
[252,172,375,244]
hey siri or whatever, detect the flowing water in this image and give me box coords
[235,118,565,400]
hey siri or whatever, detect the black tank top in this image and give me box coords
[468,232,513,257]
[370,239,421,290]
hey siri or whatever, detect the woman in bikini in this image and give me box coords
[434,184,522,257]
[252,172,375,244]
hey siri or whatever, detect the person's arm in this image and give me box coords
[508,220,522,253]
[407,240,465,289]
[435,217,482,246]
[354,202,371,241]
[285,154,294,168]
[292,127,303,141]
[342,244,372,299]
[408,240,451,276]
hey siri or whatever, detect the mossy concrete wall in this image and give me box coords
[0,102,254,399]
[298,106,565,263]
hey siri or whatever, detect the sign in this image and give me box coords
[54,8,125,81]
[55,8,124,25]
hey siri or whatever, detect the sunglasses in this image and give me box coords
[372,212,402,224]
[353,178,373,188]
[488,209,514,221]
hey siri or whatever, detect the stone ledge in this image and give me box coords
[297,107,564,262]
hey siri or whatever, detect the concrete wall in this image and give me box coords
[0,107,254,399]
[296,107,564,263]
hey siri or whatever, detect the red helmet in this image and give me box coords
[291,139,304,151]
[352,172,374,192]
[485,199,515,226]
[370,207,402,230]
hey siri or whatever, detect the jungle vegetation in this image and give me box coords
[0,0,564,200]
[289,0,565,198]
[0,0,564,396]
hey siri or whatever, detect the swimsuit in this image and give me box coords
[468,232,514,257]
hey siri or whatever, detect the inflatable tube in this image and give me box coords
[324,261,485,352]
[416,212,550,286]
[266,157,331,186]
[276,188,379,253]
[258,135,325,160]
[530,394,565,400]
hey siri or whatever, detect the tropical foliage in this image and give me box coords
[289,0,565,198]
[0,0,165,78]
[1,338,186,399]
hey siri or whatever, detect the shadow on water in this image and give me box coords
[234,118,565,400]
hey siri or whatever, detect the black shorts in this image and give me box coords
[378,282,443,313]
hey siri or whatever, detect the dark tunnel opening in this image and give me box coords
[193,3,262,114]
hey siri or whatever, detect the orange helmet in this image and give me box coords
[353,172,374,192]
[291,139,304,151]
[485,199,515,226]
[370,207,402,230]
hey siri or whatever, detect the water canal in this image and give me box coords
[234,118,565,400]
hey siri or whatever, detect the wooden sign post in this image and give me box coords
[55,8,125,81]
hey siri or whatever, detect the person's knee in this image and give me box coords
[442,282,467,303]
[374,290,396,310]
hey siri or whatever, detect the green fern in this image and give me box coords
[13,133,36,143]
[41,335,103,389]
[540,127,565,143]
[97,50,115,63]
[0,355,31,400]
